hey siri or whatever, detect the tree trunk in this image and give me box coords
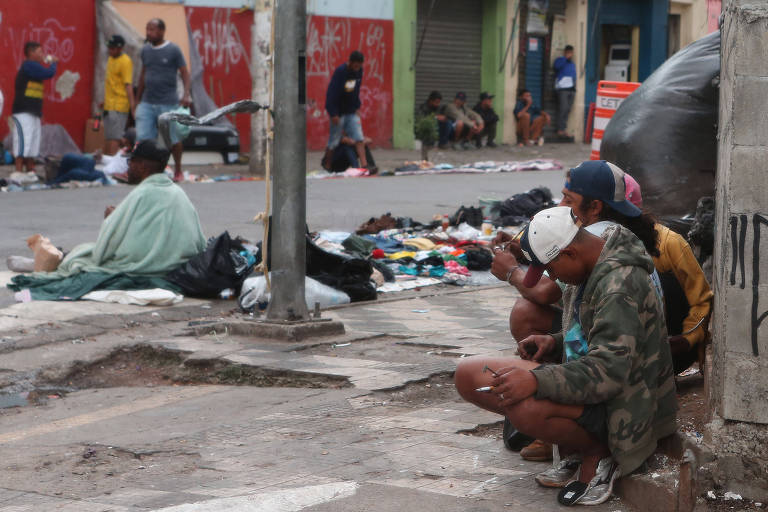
[420,144,429,162]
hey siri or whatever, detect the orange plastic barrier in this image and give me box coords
[590,81,641,160]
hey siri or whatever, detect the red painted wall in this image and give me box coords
[0,0,95,148]
[306,16,393,150]
[186,6,253,152]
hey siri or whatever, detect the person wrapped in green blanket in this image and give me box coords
[9,140,206,300]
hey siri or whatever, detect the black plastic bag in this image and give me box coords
[450,206,484,228]
[306,237,376,302]
[600,31,720,216]
[166,232,253,298]
[498,187,555,219]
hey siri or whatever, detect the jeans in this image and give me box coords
[52,153,107,184]
[327,113,364,149]
[556,89,575,132]
[136,102,182,144]
[437,120,453,146]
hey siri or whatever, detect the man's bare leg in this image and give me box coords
[518,113,531,144]
[453,121,465,141]
[14,157,23,172]
[531,116,547,140]
[354,141,368,167]
[455,355,609,482]
[24,158,36,173]
[105,139,120,156]
[509,298,558,342]
[171,142,183,181]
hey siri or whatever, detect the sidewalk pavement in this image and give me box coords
[0,281,632,512]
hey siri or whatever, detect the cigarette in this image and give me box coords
[475,386,493,393]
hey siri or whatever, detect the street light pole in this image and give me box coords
[266,0,309,321]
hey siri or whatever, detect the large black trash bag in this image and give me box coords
[166,232,254,298]
[600,31,720,217]
[306,236,377,302]
[497,187,555,225]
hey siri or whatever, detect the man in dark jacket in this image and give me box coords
[323,51,370,170]
[11,41,58,173]
[472,92,500,148]
[417,90,451,148]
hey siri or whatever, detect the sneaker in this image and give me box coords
[537,136,545,146]
[502,417,535,451]
[462,141,474,150]
[452,143,464,151]
[536,453,581,488]
[521,439,553,462]
[486,141,498,148]
[578,457,621,505]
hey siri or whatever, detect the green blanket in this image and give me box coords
[9,173,206,300]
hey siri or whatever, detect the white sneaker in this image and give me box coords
[578,457,621,505]
[535,445,581,488]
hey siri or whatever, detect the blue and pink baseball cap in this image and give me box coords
[565,160,642,218]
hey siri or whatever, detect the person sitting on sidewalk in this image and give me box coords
[322,134,377,173]
[514,89,550,146]
[491,160,710,462]
[443,92,483,151]
[455,206,677,506]
[472,92,500,148]
[9,140,206,301]
[417,90,451,149]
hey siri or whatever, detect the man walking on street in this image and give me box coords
[135,18,191,182]
[553,45,577,138]
[323,51,370,171]
[101,35,135,156]
[472,92,500,148]
[11,41,58,173]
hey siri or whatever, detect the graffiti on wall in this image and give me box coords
[729,213,768,356]
[0,1,95,146]
[186,7,253,151]
[306,16,393,150]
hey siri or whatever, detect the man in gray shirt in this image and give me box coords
[135,18,191,182]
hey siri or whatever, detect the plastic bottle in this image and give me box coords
[442,215,450,231]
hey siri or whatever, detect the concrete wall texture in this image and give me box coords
[708,0,768,500]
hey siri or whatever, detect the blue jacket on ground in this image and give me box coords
[325,63,362,117]
[554,56,577,90]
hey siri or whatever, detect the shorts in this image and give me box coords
[135,102,182,145]
[104,110,129,140]
[576,403,609,444]
[327,113,364,149]
[11,112,41,158]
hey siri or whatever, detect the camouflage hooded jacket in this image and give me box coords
[530,225,678,475]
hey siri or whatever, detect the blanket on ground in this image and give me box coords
[8,173,206,300]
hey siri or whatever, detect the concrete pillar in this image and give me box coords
[249,0,272,176]
[708,0,768,500]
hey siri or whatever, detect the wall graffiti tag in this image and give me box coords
[729,213,768,356]
[305,16,393,150]
[189,7,249,74]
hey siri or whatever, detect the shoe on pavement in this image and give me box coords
[536,452,581,488]
[578,457,621,505]
[462,141,474,150]
[502,417,535,451]
[452,143,464,151]
[537,136,545,146]
[521,439,553,461]
[487,141,498,148]
[558,480,589,506]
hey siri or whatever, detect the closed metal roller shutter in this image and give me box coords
[414,0,483,108]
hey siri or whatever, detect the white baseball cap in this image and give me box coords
[519,206,580,287]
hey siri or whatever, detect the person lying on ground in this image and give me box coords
[49,129,136,185]
[456,206,677,507]
[492,160,709,462]
[443,92,483,151]
[8,140,206,301]
[514,89,550,146]
[321,134,377,174]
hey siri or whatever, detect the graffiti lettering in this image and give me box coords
[729,213,768,356]
[189,8,249,73]
[5,18,77,103]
